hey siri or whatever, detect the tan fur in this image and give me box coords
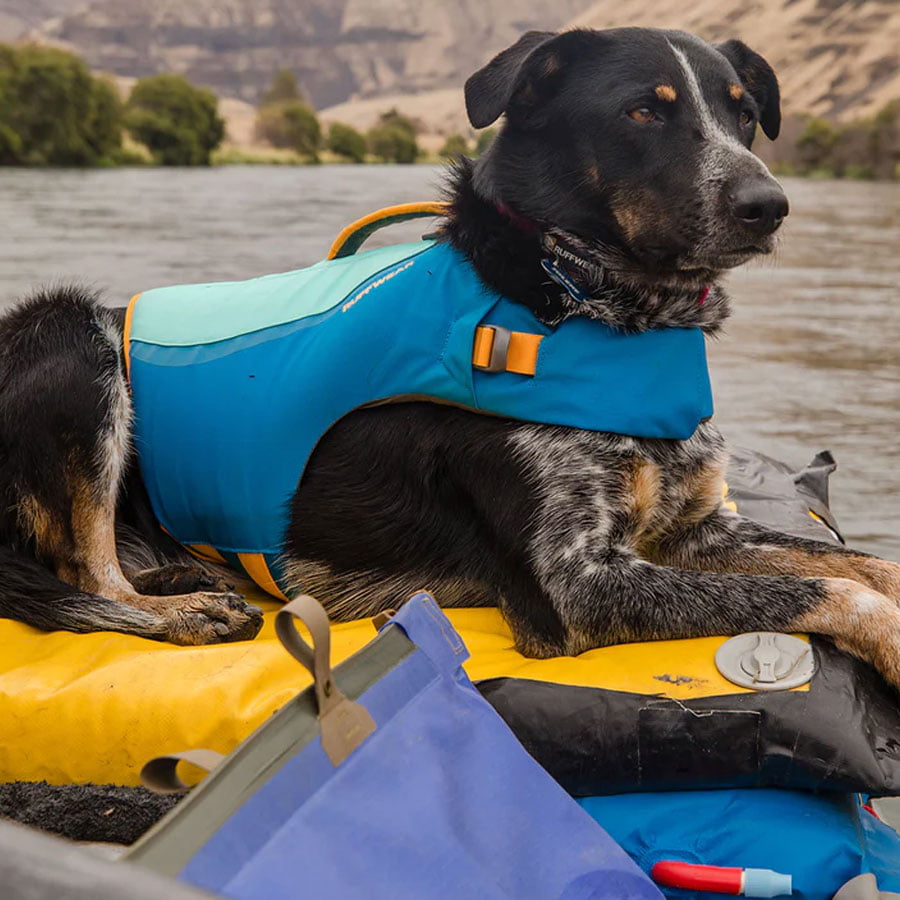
[684,543,900,602]
[677,459,727,526]
[19,495,74,577]
[541,53,561,77]
[792,578,900,689]
[27,480,257,645]
[625,459,663,536]
[68,481,135,602]
[655,84,677,101]
[858,558,900,602]
[729,83,744,100]
[611,202,645,242]
[282,557,495,621]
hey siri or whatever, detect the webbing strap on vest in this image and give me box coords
[327,202,547,378]
[472,325,543,375]
[327,202,450,260]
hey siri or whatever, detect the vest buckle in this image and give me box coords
[473,325,512,373]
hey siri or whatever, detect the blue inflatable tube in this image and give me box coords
[579,789,900,899]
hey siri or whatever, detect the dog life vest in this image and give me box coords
[124,204,714,598]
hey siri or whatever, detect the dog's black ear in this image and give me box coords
[715,39,781,140]
[464,30,559,129]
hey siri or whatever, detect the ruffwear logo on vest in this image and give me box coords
[342,259,417,313]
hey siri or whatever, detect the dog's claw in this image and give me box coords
[161,591,264,645]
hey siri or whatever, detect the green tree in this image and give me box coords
[261,68,303,105]
[795,116,838,174]
[326,121,366,162]
[86,76,124,162]
[438,133,469,159]
[367,125,418,163]
[256,100,321,159]
[868,100,900,181]
[0,47,21,161]
[474,127,497,155]
[125,73,224,166]
[367,109,419,163]
[0,44,123,166]
[829,121,873,179]
[378,109,417,134]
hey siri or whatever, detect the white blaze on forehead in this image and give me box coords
[667,41,769,176]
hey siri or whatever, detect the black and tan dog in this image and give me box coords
[3,28,900,687]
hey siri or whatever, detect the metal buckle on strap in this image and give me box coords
[473,325,512,373]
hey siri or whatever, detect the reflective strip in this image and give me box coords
[809,509,842,542]
[472,325,543,375]
[721,480,739,513]
[122,292,141,381]
[184,544,227,565]
[237,553,289,601]
[327,202,449,260]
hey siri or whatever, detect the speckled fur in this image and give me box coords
[3,28,900,691]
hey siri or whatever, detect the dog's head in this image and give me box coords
[465,28,787,287]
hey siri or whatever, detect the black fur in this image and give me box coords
[3,28,900,690]
[0,288,262,643]
[715,39,781,139]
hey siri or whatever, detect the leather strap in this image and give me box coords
[371,609,397,631]
[472,325,543,375]
[276,594,376,766]
[140,749,225,794]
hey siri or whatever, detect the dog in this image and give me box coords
[3,27,900,690]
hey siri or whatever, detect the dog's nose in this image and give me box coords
[730,180,789,236]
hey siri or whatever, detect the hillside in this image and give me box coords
[0,0,82,42]
[570,0,900,121]
[23,0,594,109]
[14,0,900,145]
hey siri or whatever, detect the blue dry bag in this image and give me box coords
[129,592,660,900]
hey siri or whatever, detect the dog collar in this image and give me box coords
[496,202,712,312]
[495,202,539,234]
[495,203,604,305]
[540,232,606,305]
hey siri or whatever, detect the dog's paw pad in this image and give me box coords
[164,593,264,644]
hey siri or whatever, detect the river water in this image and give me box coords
[2,166,898,558]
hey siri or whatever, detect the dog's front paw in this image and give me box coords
[132,564,235,597]
[162,592,264,645]
[859,558,900,605]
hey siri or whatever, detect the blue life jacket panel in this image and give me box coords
[125,219,713,597]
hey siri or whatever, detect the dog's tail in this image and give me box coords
[0,546,162,636]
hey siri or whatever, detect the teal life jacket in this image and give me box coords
[125,213,713,597]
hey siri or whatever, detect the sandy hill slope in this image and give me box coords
[17,0,900,143]
[570,0,900,121]
[0,0,83,42]
[24,0,594,108]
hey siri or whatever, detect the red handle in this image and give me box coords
[651,861,743,895]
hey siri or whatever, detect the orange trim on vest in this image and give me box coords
[123,293,141,382]
[237,552,289,601]
[184,544,227,565]
[472,325,543,376]
[327,202,449,260]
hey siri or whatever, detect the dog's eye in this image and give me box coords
[740,110,755,128]
[629,108,657,124]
